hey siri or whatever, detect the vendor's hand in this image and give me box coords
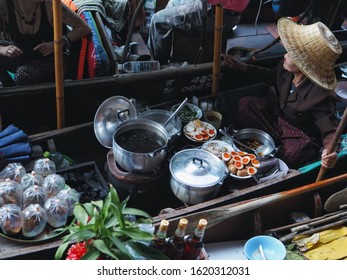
[34,41,54,57]
[0,45,23,58]
[321,149,338,169]
[221,54,248,71]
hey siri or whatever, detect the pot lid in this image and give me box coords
[170,149,225,188]
[94,96,138,148]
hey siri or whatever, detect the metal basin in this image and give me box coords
[232,128,276,157]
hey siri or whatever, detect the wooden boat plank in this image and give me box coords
[153,170,301,223]
[0,238,61,260]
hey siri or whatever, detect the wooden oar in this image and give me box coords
[52,0,65,129]
[163,173,347,234]
[265,210,347,234]
[212,4,223,95]
[316,106,347,182]
[279,217,347,244]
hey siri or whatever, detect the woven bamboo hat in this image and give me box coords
[277,17,342,90]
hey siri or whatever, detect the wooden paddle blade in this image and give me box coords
[324,187,347,212]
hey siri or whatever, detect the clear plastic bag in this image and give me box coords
[44,197,68,228]
[33,158,56,177]
[21,171,44,191]
[0,162,26,183]
[22,204,47,238]
[0,179,23,208]
[0,204,23,235]
[57,187,80,216]
[22,185,48,209]
[42,174,65,198]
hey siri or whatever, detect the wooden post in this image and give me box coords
[212,4,223,95]
[52,0,65,129]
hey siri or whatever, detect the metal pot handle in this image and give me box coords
[147,145,167,157]
[192,157,204,168]
[225,124,238,135]
[117,109,131,122]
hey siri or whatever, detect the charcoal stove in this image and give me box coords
[106,150,182,215]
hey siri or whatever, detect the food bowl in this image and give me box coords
[244,235,286,260]
[203,110,223,130]
[231,128,276,157]
[336,81,347,103]
[171,103,203,123]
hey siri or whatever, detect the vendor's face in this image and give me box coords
[283,53,301,74]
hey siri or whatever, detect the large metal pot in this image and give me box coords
[231,128,276,157]
[138,109,182,139]
[113,119,169,173]
[169,149,227,205]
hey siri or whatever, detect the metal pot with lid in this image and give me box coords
[169,148,227,205]
[94,96,138,148]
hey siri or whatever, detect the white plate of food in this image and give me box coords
[201,140,233,159]
[183,119,217,142]
[223,151,259,180]
[171,103,203,123]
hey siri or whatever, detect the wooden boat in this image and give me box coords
[2,0,347,134]
[1,81,347,260]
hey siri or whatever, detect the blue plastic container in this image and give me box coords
[243,235,286,260]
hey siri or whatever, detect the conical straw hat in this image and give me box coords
[277,17,342,90]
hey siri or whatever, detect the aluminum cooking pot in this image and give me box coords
[113,119,169,173]
[169,149,227,205]
[231,128,277,157]
[138,109,182,139]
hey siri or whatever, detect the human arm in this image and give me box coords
[34,0,91,56]
[221,53,279,85]
[0,45,23,57]
[313,91,339,169]
[321,147,338,169]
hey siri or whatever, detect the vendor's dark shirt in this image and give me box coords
[245,59,338,148]
[7,1,55,59]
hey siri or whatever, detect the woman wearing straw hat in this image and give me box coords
[222,17,342,169]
